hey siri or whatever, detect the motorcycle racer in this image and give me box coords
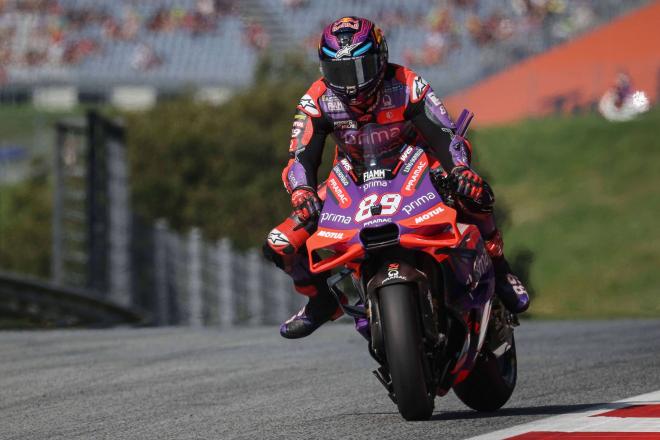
[263,17,529,339]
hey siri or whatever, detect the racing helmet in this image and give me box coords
[319,17,388,105]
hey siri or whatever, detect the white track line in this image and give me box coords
[468,390,660,439]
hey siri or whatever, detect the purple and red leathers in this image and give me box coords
[264,63,529,338]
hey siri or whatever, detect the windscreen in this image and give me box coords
[334,122,412,181]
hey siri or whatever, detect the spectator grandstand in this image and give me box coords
[0,0,651,107]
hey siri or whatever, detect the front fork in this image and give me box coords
[327,263,443,399]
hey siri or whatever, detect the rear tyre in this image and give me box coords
[379,284,434,421]
[453,334,517,411]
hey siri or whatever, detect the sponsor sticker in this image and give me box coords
[427,91,447,115]
[363,217,392,227]
[332,18,360,32]
[339,158,353,172]
[320,212,352,225]
[333,120,358,130]
[317,230,345,239]
[326,99,344,112]
[385,262,407,281]
[327,176,352,208]
[402,149,424,173]
[363,169,387,182]
[402,159,428,196]
[414,205,444,224]
[333,168,350,186]
[381,94,394,108]
[399,145,415,163]
[299,94,319,116]
[362,180,388,190]
[401,191,436,215]
[267,229,290,247]
[411,76,430,103]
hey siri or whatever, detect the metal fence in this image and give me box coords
[151,221,303,327]
[50,111,302,327]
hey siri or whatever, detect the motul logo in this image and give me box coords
[317,230,344,239]
[328,176,350,208]
[415,206,444,224]
[405,160,427,193]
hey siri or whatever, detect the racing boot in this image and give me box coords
[486,230,530,314]
[280,286,346,339]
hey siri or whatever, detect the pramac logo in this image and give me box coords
[402,158,428,196]
[327,175,352,208]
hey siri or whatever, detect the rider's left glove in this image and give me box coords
[451,164,485,202]
[291,186,322,222]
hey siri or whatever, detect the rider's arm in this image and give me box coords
[403,77,471,171]
[281,108,332,193]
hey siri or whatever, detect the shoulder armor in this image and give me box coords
[393,64,430,104]
[297,79,327,118]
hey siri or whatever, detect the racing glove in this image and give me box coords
[451,165,488,204]
[291,186,322,222]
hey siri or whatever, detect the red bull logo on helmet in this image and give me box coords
[332,17,360,32]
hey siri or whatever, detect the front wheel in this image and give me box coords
[379,283,434,421]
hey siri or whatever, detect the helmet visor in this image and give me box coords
[321,53,380,91]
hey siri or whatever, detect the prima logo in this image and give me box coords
[402,192,435,215]
[320,212,352,225]
[414,205,444,224]
[362,180,388,190]
[317,230,344,239]
[341,126,402,148]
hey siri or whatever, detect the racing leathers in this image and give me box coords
[264,63,530,339]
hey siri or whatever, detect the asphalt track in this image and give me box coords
[1,320,659,440]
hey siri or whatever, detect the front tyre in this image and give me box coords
[380,284,434,420]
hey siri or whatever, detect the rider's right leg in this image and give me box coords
[263,216,344,339]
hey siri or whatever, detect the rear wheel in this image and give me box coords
[379,284,434,420]
[453,331,517,412]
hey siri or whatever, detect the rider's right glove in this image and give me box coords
[291,186,322,222]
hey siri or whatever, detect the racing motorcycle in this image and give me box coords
[305,110,518,420]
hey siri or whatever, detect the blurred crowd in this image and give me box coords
[297,0,598,68]
[0,0,641,86]
[0,0,252,81]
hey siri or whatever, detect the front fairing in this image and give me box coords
[308,145,493,311]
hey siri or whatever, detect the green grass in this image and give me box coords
[473,108,660,318]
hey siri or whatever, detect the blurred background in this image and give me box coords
[0,0,658,328]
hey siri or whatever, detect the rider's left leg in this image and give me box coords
[456,206,530,314]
